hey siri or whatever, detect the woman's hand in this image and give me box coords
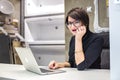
[48,61,70,69]
[75,25,86,40]
[48,60,61,69]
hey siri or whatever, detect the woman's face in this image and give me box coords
[67,16,85,35]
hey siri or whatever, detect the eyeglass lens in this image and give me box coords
[67,21,80,27]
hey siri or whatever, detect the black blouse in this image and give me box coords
[68,31,104,70]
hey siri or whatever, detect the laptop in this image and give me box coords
[14,47,66,75]
[0,77,15,80]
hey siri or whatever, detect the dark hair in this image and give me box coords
[65,7,89,30]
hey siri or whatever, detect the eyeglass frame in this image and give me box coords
[66,20,81,28]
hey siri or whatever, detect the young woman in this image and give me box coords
[48,7,104,70]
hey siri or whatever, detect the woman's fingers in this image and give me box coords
[48,60,59,69]
[48,60,55,69]
[76,25,86,40]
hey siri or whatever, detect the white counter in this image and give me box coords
[0,63,110,80]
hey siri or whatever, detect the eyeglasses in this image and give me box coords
[66,20,81,28]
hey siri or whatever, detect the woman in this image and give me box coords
[48,7,103,70]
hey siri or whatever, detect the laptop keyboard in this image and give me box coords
[40,68,53,73]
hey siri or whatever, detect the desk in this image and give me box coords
[0,63,110,80]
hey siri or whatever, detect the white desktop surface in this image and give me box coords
[0,63,110,80]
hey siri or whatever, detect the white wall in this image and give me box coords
[109,0,120,80]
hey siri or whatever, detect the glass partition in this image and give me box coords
[94,0,109,33]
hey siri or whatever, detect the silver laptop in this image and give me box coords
[15,47,65,75]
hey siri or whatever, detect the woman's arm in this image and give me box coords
[48,61,70,69]
[76,36,103,70]
[75,26,86,65]
[75,38,85,65]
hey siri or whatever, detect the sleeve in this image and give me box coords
[68,36,75,67]
[77,36,104,70]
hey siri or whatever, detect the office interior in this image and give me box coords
[0,0,119,80]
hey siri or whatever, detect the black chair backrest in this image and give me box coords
[98,32,110,69]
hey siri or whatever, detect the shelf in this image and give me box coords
[27,40,65,45]
[25,0,64,16]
